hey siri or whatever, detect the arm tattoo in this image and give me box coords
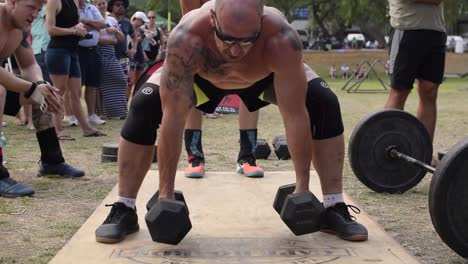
[21,31,31,48]
[279,21,302,51]
[32,108,53,132]
[167,22,225,76]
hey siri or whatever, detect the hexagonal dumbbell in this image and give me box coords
[146,190,188,214]
[145,190,191,245]
[272,135,290,160]
[273,183,325,235]
[255,138,271,159]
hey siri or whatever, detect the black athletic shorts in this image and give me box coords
[388,28,446,89]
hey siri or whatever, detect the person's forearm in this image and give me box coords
[47,26,75,37]
[157,114,186,199]
[19,64,43,83]
[0,67,33,93]
[282,110,312,193]
[98,36,117,45]
[81,19,106,30]
[115,30,124,41]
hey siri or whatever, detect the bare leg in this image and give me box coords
[24,105,34,130]
[416,79,439,142]
[185,108,203,129]
[117,138,154,198]
[67,77,100,135]
[238,101,258,129]
[384,88,410,110]
[311,135,344,195]
[0,86,5,132]
[49,74,69,137]
[127,70,135,100]
[85,86,96,116]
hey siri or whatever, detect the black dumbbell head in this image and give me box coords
[273,183,296,214]
[146,190,188,214]
[255,140,271,159]
[280,192,324,235]
[273,138,290,160]
[145,198,192,245]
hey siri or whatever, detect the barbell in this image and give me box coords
[348,109,467,258]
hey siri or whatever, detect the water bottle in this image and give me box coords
[1,132,6,164]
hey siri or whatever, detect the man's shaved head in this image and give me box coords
[214,0,263,19]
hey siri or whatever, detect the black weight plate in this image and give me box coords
[349,110,432,193]
[429,138,468,258]
[102,142,119,156]
[101,154,117,163]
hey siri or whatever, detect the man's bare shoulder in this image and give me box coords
[261,8,303,71]
[262,7,302,53]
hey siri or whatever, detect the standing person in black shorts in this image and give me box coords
[385,0,446,148]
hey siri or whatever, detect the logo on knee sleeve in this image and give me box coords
[321,81,330,89]
[141,87,153,95]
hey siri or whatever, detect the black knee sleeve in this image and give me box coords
[306,78,344,139]
[121,83,162,145]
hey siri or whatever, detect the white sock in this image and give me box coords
[117,196,136,209]
[323,193,344,208]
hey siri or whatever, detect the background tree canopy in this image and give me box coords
[138,0,466,43]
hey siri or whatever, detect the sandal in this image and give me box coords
[57,134,76,141]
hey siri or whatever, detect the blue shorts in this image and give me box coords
[45,47,81,78]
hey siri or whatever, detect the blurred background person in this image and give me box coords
[95,0,128,119]
[46,0,106,137]
[128,11,147,97]
[78,0,106,126]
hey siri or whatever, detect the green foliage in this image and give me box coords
[146,0,182,24]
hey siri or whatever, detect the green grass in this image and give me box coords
[0,77,467,263]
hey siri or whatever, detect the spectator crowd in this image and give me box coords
[2,0,168,139]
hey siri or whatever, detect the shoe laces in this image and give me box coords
[331,203,361,222]
[103,203,128,224]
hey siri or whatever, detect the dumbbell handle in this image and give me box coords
[388,147,435,174]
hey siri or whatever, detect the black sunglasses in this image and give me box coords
[212,12,260,46]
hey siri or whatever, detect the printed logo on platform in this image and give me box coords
[141,87,153,95]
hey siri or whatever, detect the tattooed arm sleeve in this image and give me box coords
[157,24,203,193]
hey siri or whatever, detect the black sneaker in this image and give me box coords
[95,202,140,243]
[0,177,35,198]
[0,165,34,198]
[321,202,368,241]
[37,161,85,178]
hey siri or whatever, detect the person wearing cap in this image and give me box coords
[128,11,148,95]
[107,0,138,99]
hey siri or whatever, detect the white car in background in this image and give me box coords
[346,33,366,48]
[446,35,465,53]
